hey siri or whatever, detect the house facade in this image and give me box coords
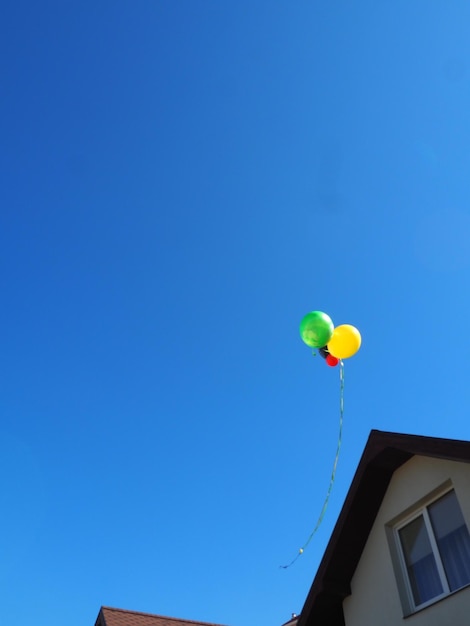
[298,430,470,626]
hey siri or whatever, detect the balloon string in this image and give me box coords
[280,359,344,569]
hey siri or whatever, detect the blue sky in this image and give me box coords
[1,2,470,626]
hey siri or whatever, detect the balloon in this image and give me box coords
[327,324,361,359]
[318,346,329,359]
[299,311,334,348]
[326,354,339,367]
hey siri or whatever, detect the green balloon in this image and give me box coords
[299,311,334,348]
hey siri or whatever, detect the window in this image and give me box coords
[394,489,470,612]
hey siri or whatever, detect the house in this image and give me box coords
[298,430,470,626]
[94,607,230,626]
[94,608,299,626]
[93,431,470,626]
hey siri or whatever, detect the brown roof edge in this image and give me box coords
[298,429,470,626]
[281,616,299,626]
[99,606,230,626]
[95,607,106,626]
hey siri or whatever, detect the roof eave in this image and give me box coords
[298,429,470,626]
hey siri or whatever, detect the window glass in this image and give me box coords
[429,491,470,591]
[399,515,443,605]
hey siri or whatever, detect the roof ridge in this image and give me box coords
[101,607,229,626]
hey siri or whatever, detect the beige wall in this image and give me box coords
[342,456,470,626]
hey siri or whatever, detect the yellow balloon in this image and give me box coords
[327,324,361,359]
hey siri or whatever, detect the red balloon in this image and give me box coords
[326,354,339,367]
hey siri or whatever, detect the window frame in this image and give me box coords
[387,483,470,616]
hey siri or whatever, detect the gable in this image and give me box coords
[298,430,470,626]
[342,455,470,626]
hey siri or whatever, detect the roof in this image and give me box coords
[298,429,470,626]
[96,607,229,626]
[281,616,298,626]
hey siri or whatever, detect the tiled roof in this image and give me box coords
[97,607,229,626]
